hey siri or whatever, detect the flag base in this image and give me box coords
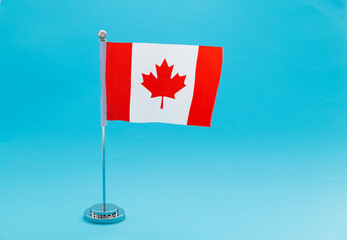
[84,203,125,224]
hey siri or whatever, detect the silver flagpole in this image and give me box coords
[83,30,126,224]
[99,31,107,213]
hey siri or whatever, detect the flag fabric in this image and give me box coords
[100,42,223,127]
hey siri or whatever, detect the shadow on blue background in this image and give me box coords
[0,0,346,239]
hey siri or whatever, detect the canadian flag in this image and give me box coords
[100,42,223,127]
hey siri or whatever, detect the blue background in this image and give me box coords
[0,0,347,239]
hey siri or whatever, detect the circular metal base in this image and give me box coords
[84,203,125,224]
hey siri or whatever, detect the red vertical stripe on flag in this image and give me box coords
[187,46,223,127]
[106,42,132,121]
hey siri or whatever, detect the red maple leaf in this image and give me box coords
[141,59,186,109]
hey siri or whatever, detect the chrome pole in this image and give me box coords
[84,30,125,224]
[98,30,107,212]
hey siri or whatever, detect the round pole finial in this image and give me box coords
[98,30,107,41]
